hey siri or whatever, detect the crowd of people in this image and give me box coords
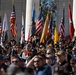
[0,34,76,75]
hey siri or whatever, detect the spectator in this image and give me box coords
[59,40,65,51]
[46,54,55,74]
[70,58,76,75]
[18,57,26,72]
[15,72,25,75]
[53,70,69,75]
[46,48,56,64]
[10,56,20,66]
[7,63,21,75]
[24,67,34,75]
[72,46,76,59]
[53,50,72,74]
[26,54,52,75]
[0,67,6,75]
[0,54,8,72]
[65,46,72,64]
[54,44,59,53]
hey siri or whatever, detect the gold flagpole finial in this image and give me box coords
[22,12,24,18]
[0,13,1,17]
[68,0,70,4]
[63,3,65,9]
[63,3,65,7]
[22,12,23,15]
[12,0,14,5]
[4,12,6,16]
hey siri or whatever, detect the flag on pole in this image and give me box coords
[40,12,50,44]
[35,6,42,34]
[10,0,17,39]
[20,13,25,44]
[47,16,53,39]
[1,12,8,44]
[30,21,36,36]
[32,4,36,23]
[68,3,74,39]
[59,8,65,39]
[30,4,36,36]
[47,22,52,40]
[54,25,59,44]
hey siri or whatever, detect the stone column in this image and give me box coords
[25,0,39,41]
[25,0,33,41]
[73,0,76,36]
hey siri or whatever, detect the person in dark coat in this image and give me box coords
[53,50,72,74]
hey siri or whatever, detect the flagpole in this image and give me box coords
[12,0,14,6]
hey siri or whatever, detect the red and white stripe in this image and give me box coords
[35,19,42,34]
[59,18,65,38]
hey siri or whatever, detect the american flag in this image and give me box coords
[10,1,16,24]
[10,0,17,39]
[59,9,65,39]
[35,6,42,34]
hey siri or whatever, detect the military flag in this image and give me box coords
[54,25,59,44]
[68,3,74,39]
[30,4,36,36]
[40,12,50,44]
[1,13,8,44]
[47,16,53,39]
